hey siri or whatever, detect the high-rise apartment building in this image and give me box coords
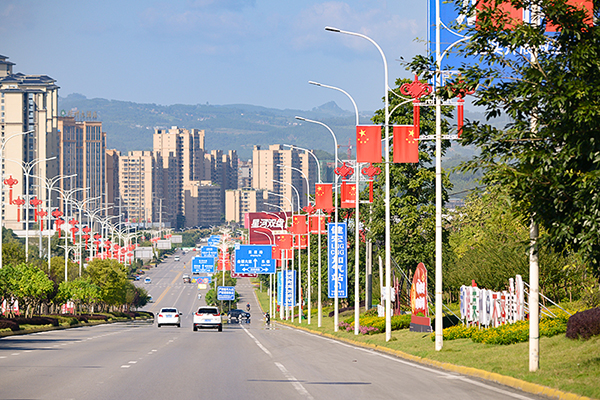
[118,151,163,225]
[153,126,206,229]
[105,149,120,216]
[252,145,316,212]
[225,188,267,223]
[183,180,222,228]
[0,55,60,232]
[57,116,106,211]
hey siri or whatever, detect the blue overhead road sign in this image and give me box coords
[234,244,275,274]
[217,286,235,301]
[200,246,219,258]
[191,256,215,274]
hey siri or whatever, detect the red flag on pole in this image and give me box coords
[340,181,356,208]
[315,183,333,210]
[393,125,419,163]
[289,215,307,235]
[275,233,292,250]
[356,126,382,163]
[309,215,326,234]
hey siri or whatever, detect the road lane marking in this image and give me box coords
[151,271,184,310]
[243,327,272,356]
[274,362,314,400]
[295,329,536,400]
[242,326,313,399]
[121,365,130,368]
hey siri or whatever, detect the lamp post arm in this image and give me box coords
[282,144,322,184]
[309,81,359,126]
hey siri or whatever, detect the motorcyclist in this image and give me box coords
[264,312,270,325]
[246,303,251,312]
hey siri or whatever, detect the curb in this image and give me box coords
[275,320,593,400]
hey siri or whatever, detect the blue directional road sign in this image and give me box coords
[200,246,219,258]
[217,286,235,301]
[208,235,221,246]
[234,244,275,274]
[191,256,215,274]
[328,222,348,298]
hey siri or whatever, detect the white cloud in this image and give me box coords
[291,1,421,52]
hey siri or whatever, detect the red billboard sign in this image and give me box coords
[246,212,288,245]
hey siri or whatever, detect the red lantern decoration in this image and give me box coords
[55,218,65,237]
[70,227,79,242]
[400,74,433,131]
[82,234,90,249]
[13,197,25,222]
[37,210,47,231]
[29,197,43,222]
[3,176,18,205]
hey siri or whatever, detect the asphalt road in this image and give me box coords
[0,249,546,400]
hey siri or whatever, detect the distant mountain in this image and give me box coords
[58,93,486,169]
[59,94,363,160]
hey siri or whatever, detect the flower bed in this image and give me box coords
[434,313,569,345]
[340,313,411,334]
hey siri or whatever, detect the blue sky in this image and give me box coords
[1,1,428,112]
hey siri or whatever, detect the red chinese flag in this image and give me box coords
[315,183,333,210]
[289,215,308,235]
[393,125,419,163]
[294,234,308,249]
[275,233,292,250]
[340,181,357,208]
[309,215,326,234]
[356,126,382,163]
[272,245,282,260]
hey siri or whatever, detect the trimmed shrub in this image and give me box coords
[11,317,59,327]
[566,307,600,340]
[0,319,20,331]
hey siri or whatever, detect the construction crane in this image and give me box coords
[338,138,353,160]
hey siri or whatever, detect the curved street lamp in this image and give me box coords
[294,116,342,331]
[325,26,394,341]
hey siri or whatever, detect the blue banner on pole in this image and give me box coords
[234,245,275,274]
[217,286,235,301]
[327,222,347,298]
[277,270,296,306]
[191,256,215,274]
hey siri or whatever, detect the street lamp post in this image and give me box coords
[325,26,393,340]
[267,191,295,321]
[274,178,303,324]
[264,203,289,321]
[283,144,326,327]
[294,116,341,331]
[279,164,314,325]
[0,130,32,269]
[308,80,363,335]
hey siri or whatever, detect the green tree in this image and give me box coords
[3,263,53,318]
[85,259,128,308]
[2,241,26,267]
[58,278,102,314]
[428,0,600,275]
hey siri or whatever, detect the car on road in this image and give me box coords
[227,309,250,324]
[193,306,222,332]
[174,256,180,261]
[182,274,191,283]
[157,307,182,327]
[144,277,152,284]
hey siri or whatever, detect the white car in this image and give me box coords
[157,307,181,328]
[174,256,180,261]
[193,306,222,332]
[144,277,152,284]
